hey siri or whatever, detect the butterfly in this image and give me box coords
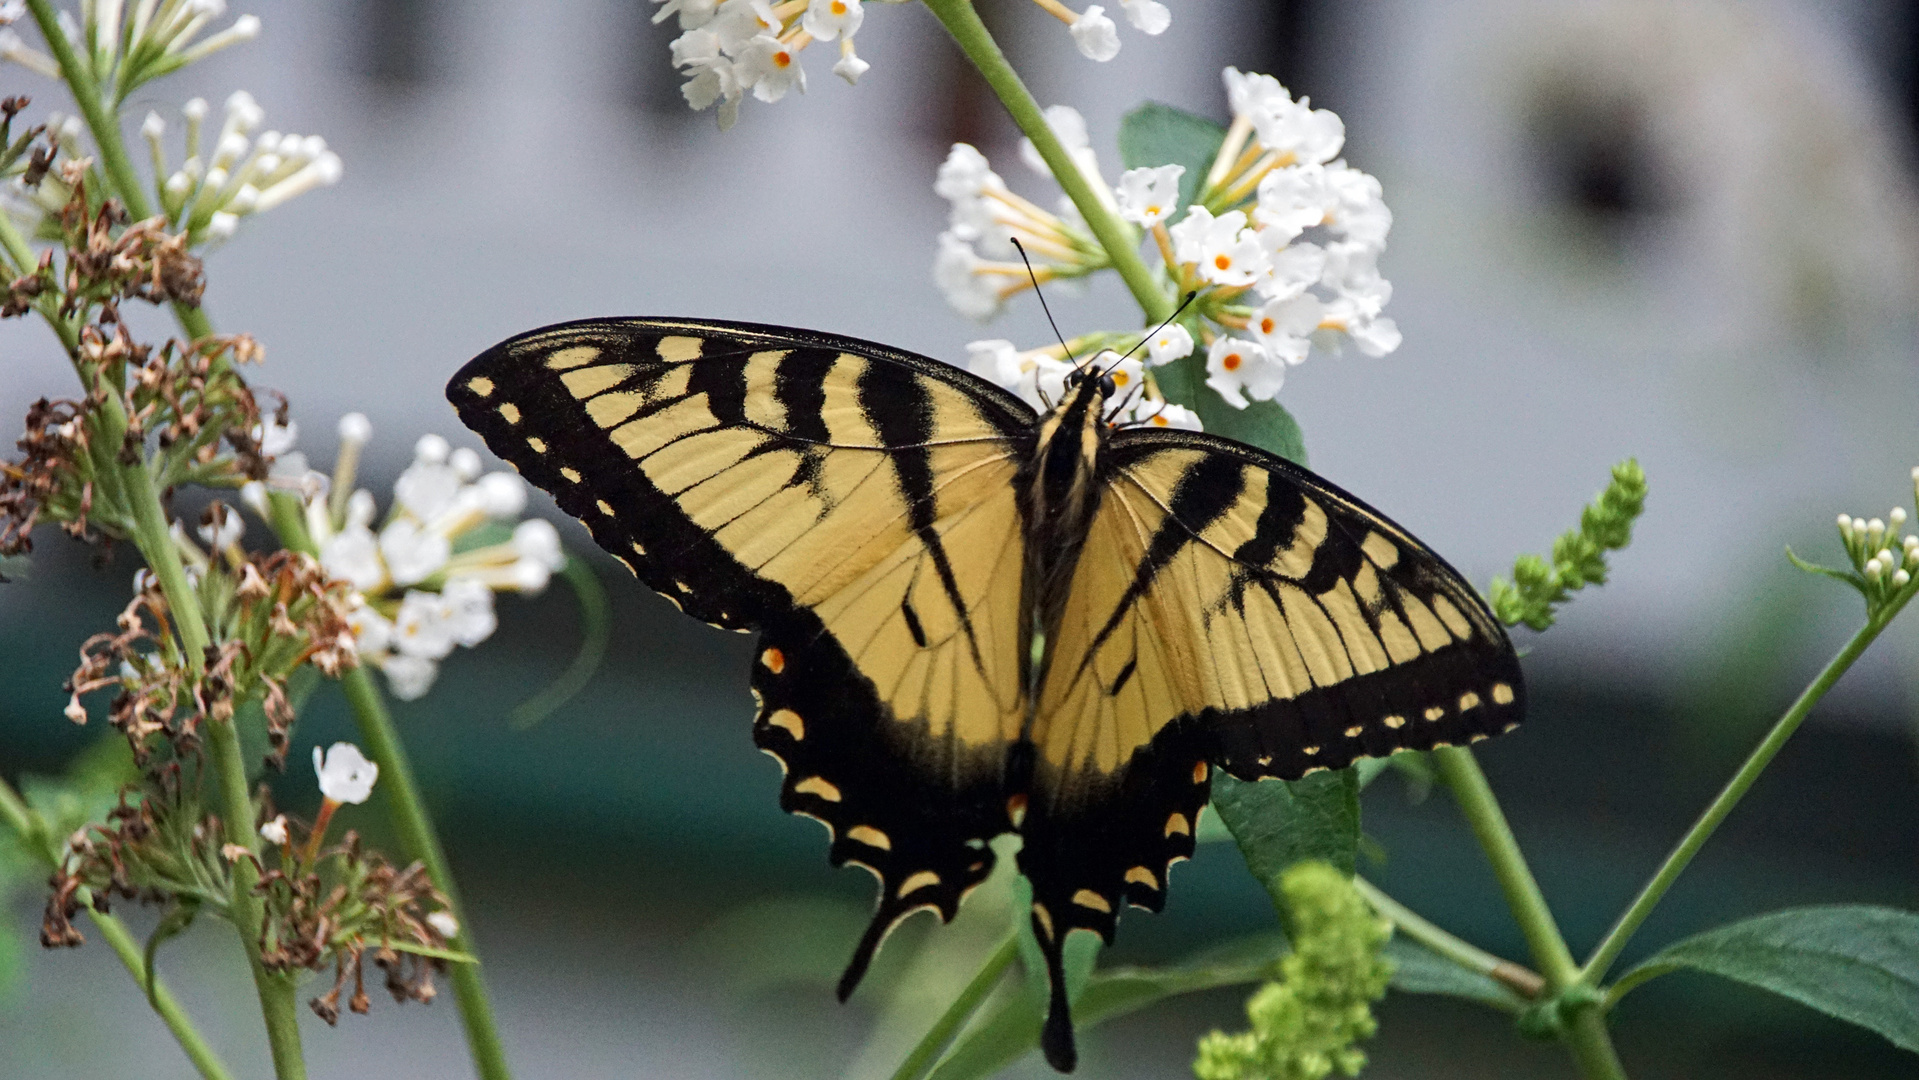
[447,317,1524,1071]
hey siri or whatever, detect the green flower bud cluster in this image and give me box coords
[1193,862,1394,1080]
[1488,459,1647,632]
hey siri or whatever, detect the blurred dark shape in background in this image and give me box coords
[5,1,1918,1076]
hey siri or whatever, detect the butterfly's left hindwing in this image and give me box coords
[448,318,1038,996]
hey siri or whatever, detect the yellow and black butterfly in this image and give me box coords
[447,318,1524,1071]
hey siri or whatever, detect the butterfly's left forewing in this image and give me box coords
[448,318,1038,995]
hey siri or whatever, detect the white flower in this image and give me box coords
[1115,164,1183,226]
[937,143,1003,201]
[379,519,451,587]
[393,444,463,521]
[392,589,457,660]
[1248,294,1322,365]
[313,743,379,805]
[1321,161,1392,249]
[474,472,528,518]
[1224,68,1289,119]
[1120,0,1169,34]
[0,28,59,77]
[259,814,289,845]
[1173,207,1267,288]
[801,0,861,41]
[426,911,461,939]
[1205,337,1283,408]
[256,416,298,458]
[337,412,372,444]
[196,505,244,550]
[441,576,498,647]
[1144,322,1195,366]
[1135,401,1201,430]
[735,34,806,103]
[832,46,868,85]
[964,339,1025,386]
[1254,237,1325,302]
[1068,6,1120,61]
[381,653,439,701]
[321,524,383,592]
[345,601,393,657]
[935,231,1003,320]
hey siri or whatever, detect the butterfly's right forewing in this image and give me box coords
[448,318,1038,997]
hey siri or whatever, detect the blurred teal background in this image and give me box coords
[5,0,1919,1076]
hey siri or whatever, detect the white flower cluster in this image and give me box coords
[655,0,869,130]
[0,0,260,91]
[934,106,1111,320]
[1837,503,1916,592]
[1031,0,1169,63]
[245,416,567,702]
[933,68,1402,425]
[1139,69,1398,408]
[962,338,1200,430]
[141,91,342,246]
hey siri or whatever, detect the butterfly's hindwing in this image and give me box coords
[448,318,1037,995]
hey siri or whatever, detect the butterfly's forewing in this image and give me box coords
[1018,430,1523,1060]
[448,319,1039,993]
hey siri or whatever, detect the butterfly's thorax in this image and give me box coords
[1014,376,1111,709]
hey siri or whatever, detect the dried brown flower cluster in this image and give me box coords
[0,395,95,555]
[41,763,218,948]
[64,548,360,766]
[243,827,456,1024]
[50,164,205,313]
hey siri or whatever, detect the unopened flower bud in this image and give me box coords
[337,412,372,444]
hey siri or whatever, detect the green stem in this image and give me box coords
[1353,875,1543,1003]
[271,493,514,1080]
[1433,745,1626,1080]
[24,0,214,343]
[1432,747,1577,987]
[888,933,1021,1080]
[82,892,239,1080]
[1578,601,1909,986]
[919,0,1173,324]
[0,776,38,848]
[203,703,309,1080]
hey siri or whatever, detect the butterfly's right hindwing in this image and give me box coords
[448,318,1037,998]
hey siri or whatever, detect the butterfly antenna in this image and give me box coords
[1097,290,1199,378]
[1010,238,1077,367]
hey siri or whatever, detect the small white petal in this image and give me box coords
[313,742,379,804]
[1067,6,1120,61]
[337,412,372,444]
[1119,0,1169,34]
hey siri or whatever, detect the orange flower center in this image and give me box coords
[1214,254,1232,271]
[1259,318,1275,334]
[831,0,847,11]
[1222,353,1242,371]
[774,50,792,68]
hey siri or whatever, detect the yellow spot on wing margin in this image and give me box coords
[794,776,841,802]
[1125,866,1158,889]
[765,709,804,739]
[1492,682,1515,705]
[847,825,892,850]
[897,870,940,897]
[1072,889,1112,914]
[657,335,703,362]
[1031,902,1055,939]
[527,437,547,453]
[497,402,521,424]
[1164,813,1190,838]
[466,376,495,397]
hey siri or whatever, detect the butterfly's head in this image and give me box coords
[1061,367,1115,403]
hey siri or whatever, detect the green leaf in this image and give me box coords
[1381,938,1529,1013]
[1211,768,1361,911]
[1151,354,1309,466]
[1116,102,1226,216]
[927,934,1285,1080]
[1613,905,1919,1053]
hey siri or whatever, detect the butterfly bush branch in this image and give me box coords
[1488,460,1647,631]
[920,0,1173,325]
[1578,466,1919,994]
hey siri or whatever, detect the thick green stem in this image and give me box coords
[1434,746,1626,1079]
[203,705,308,1080]
[1578,599,1909,987]
[0,776,38,848]
[888,933,1021,1080]
[1432,747,1577,987]
[271,493,513,1080]
[1353,876,1542,1003]
[82,892,239,1080]
[919,0,1174,324]
[24,0,214,342]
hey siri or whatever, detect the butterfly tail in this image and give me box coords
[837,908,894,1002]
[1036,915,1079,1072]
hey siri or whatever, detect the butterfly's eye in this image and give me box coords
[1098,374,1116,397]
[1063,370,1086,390]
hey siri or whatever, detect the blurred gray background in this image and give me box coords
[4,0,1919,1076]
